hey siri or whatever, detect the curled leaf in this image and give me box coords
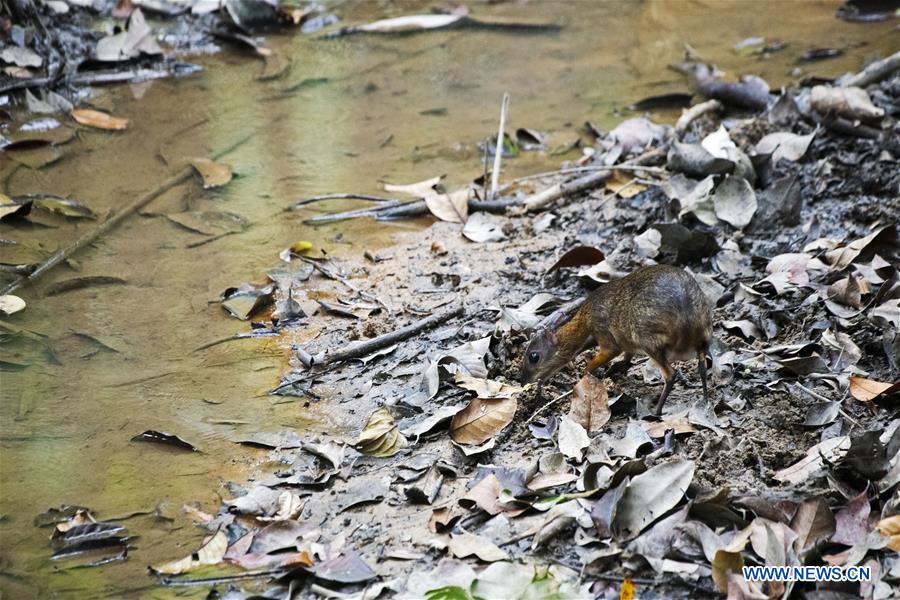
[355,408,407,457]
[71,109,129,130]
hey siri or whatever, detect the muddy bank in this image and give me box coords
[136,54,900,598]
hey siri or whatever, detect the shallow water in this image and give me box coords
[1,1,897,596]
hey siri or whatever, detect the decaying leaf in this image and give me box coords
[355,407,407,457]
[849,376,900,402]
[547,246,605,273]
[755,129,816,164]
[712,175,756,229]
[0,295,26,315]
[568,374,610,433]
[149,529,227,575]
[557,415,590,462]
[449,398,517,445]
[774,436,851,484]
[449,532,508,562]
[463,212,506,243]
[190,158,233,189]
[495,293,558,332]
[423,336,491,399]
[71,109,129,131]
[130,430,198,451]
[454,373,523,399]
[613,459,695,539]
[308,551,377,583]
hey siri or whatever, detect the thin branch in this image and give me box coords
[490,93,510,199]
[525,389,573,424]
[288,193,402,210]
[308,304,464,366]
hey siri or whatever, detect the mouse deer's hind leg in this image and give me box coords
[698,350,709,403]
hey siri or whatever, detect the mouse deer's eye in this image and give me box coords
[528,351,540,364]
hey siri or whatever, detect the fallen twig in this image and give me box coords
[675,99,723,136]
[525,389,573,425]
[0,134,252,296]
[839,50,900,88]
[490,93,510,199]
[0,62,202,94]
[522,147,666,212]
[306,304,464,366]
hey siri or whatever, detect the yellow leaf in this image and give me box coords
[71,108,129,130]
[619,577,635,600]
[290,240,313,253]
[876,515,900,551]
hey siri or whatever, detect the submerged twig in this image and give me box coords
[307,304,464,367]
[490,93,510,199]
[289,193,402,210]
[0,134,253,296]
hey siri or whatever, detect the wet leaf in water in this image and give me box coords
[190,158,233,189]
[0,199,33,220]
[0,295,26,315]
[71,109,129,131]
[384,175,443,198]
[308,550,376,583]
[848,376,900,402]
[630,93,692,111]
[166,210,248,236]
[462,212,506,243]
[45,276,127,296]
[220,283,274,320]
[755,129,816,164]
[355,407,407,457]
[23,194,97,219]
[233,431,303,449]
[149,528,227,575]
[568,374,610,433]
[53,522,124,545]
[613,459,695,539]
[450,398,517,445]
[130,430,198,451]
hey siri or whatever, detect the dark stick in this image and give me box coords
[308,304,464,366]
[0,62,202,94]
[289,193,403,210]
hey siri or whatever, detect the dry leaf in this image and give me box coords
[641,418,698,438]
[150,529,228,574]
[425,187,470,223]
[876,515,900,551]
[355,408,407,457]
[449,397,517,445]
[454,373,523,399]
[71,109,129,130]
[773,436,850,484]
[568,374,610,433]
[190,158,233,189]
[0,295,26,315]
[848,376,900,402]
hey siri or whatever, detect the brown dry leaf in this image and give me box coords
[424,187,470,223]
[71,109,129,130]
[547,245,605,273]
[355,407,407,457]
[848,376,900,402]
[876,515,900,551]
[568,374,610,433]
[641,418,698,438]
[150,529,228,574]
[190,158,233,189]
[454,373,523,399]
[824,225,897,271]
[449,397,517,445]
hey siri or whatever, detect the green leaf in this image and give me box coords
[425,586,475,600]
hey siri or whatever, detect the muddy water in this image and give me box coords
[1,1,896,596]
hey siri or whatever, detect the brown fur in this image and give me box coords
[520,265,713,414]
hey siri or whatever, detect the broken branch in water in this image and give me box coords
[302,304,464,367]
[523,147,666,211]
[0,134,252,296]
[490,93,510,200]
[0,62,202,94]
